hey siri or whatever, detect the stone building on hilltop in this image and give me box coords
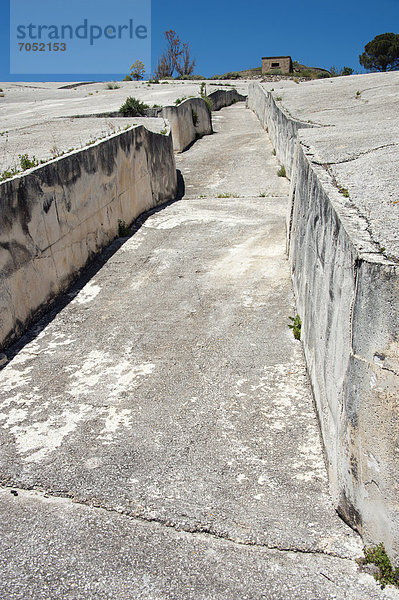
[262,56,293,75]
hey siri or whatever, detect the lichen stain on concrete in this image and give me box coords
[143,208,251,231]
[210,233,287,281]
[46,334,74,354]
[231,355,328,485]
[0,364,34,394]
[68,350,155,400]
[234,379,248,398]
[143,214,212,230]
[9,404,91,463]
[241,294,268,309]
[99,407,132,444]
[120,235,146,253]
[6,332,75,364]
[0,407,29,427]
[84,456,102,469]
[71,280,101,305]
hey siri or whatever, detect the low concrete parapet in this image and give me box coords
[247,81,312,178]
[160,90,246,152]
[161,97,212,153]
[248,80,399,559]
[208,89,246,111]
[0,125,178,351]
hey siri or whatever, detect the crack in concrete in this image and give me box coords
[184,194,288,200]
[310,162,398,263]
[365,479,381,491]
[0,483,358,562]
[352,352,399,377]
[311,142,399,167]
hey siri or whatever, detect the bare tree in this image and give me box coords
[176,43,196,77]
[155,30,195,79]
[155,53,173,79]
[165,30,182,73]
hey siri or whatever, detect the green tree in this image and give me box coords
[341,66,354,76]
[130,60,145,80]
[329,65,354,77]
[359,33,399,72]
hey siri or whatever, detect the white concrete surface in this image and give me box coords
[0,103,394,599]
[0,125,177,350]
[248,73,399,559]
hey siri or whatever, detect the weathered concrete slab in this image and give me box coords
[0,116,165,172]
[0,124,177,351]
[261,72,399,260]
[0,80,248,125]
[0,104,396,598]
[0,192,357,556]
[2,487,397,600]
[208,88,247,110]
[0,80,247,167]
[178,105,288,198]
[248,73,399,559]
[161,96,213,152]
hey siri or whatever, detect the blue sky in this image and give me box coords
[1,0,399,80]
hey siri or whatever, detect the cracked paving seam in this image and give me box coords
[0,484,358,563]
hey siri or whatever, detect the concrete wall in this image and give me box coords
[0,88,241,350]
[161,91,246,152]
[248,82,399,559]
[208,89,247,111]
[0,125,178,351]
[247,82,312,179]
[161,97,212,153]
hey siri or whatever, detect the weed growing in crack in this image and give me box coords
[175,96,187,105]
[288,314,302,340]
[200,82,212,114]
[338,187,350,198]
[358,543,399,589]
[19,154,38,170]
[1,154,39,182]
[277,165,286,178]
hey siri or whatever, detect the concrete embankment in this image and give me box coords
[1,103,393,599]
[0,82,246,167]
[161,97,213,152]
[0,125,177,351]
[246,83,312,178]
[208,88,247,111]
[161,90,247,152]
[0,87,245,351]
[248,74,399,559]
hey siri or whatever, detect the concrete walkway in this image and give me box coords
[0,104,396,599]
